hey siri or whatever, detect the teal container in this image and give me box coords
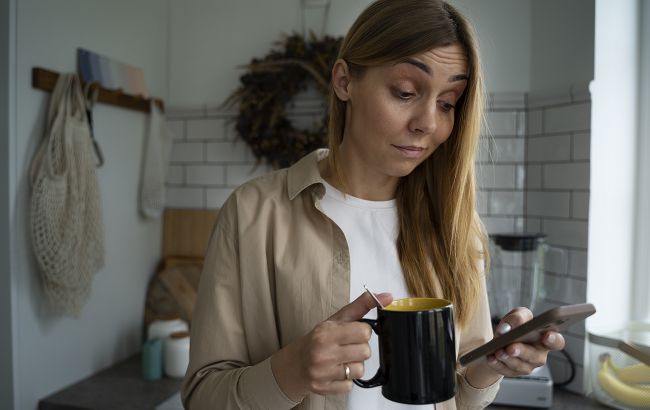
[142,338,163,381]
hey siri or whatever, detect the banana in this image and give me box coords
[603,354,650,385]
[598,354,650,408]
[605,356,650,385]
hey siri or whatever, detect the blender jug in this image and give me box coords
[487,233,548,325]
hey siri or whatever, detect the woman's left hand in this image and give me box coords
[486,307,566,377]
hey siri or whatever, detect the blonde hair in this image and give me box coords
[327,0,487,327]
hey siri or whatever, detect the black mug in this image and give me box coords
[353,297,456,405]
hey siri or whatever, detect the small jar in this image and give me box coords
[147,315,188,341]
[142,338,163,381]
[164,331,190,378]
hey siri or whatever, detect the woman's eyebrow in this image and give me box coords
[399,58,468,82]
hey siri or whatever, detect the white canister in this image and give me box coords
[164,331,190,378]
[147,316,188,341]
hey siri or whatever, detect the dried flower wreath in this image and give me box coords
[224,33,342,168]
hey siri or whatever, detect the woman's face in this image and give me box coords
[335,44,469,180]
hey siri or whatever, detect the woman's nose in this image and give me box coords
[409,103,438,135]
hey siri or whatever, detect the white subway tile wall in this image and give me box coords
[166,90,591,394]
[165,113,274,209]
[480,91,591,394]
[527,94,590,394]
[187,118,227,140]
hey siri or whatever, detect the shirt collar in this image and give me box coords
[287,148,329,200]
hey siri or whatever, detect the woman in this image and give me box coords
[182,1,565,409]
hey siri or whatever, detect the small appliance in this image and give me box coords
[487,233,556,408]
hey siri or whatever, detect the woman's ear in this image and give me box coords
[331,59,352,102]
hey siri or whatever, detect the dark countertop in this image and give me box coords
[38,354,181,410]
[40,354,609,410]
[489,388,609,409]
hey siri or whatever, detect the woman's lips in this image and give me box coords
[393,144,425,159]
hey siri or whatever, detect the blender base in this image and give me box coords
[492,364,553,408]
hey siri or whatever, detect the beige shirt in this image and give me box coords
[182,149,501,410]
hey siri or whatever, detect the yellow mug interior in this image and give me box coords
[384,297,452,312]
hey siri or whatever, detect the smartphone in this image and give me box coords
[458,303,596,366]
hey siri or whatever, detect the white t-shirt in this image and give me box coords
[319,180,432,409]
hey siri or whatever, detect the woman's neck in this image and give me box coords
[318,148,399,201]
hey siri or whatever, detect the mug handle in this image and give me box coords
[352,318,385,388]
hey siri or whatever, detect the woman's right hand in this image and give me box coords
[271,292,393,402]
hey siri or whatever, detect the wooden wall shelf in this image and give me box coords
[32,67,164,113]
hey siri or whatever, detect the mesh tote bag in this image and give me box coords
[30,73,105,317]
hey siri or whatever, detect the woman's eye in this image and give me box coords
[439,101,456,112]
[395,90,415,100]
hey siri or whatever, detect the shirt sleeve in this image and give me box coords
[181,198,301,410]
[454,266,503,409]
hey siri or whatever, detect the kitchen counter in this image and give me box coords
[38,354,181,410]
[489,388,609,409]
[40,354,609,409]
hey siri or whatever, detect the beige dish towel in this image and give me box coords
[140,100,172,219]
[30,73,105,317]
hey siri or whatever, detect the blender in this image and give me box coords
[487,233,555,408]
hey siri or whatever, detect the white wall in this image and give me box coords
[450,0,532,93]
[168,0,375,107]
[168,0,533,108]
[1,0,17,408]
[530,0,595,94]
[11,1,169,408]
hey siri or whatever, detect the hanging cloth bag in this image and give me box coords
[30,73,105,317]
[140,100,172,219]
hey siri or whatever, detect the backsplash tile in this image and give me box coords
[545,246,569,275]
[166,186,204,208]
[543,218,589,248]
[525,164,542,189]
[526,191,571,218]
[489,191,524,215]
[478,137,525,162]
[543,162,590,190]
[170,142,204,163]
[527,109,543,136]
[573,132,591,160]
[527,135,572,162]
[167,119,185,140]
[186,118,227,140]
[477,90,591,395]
[569,249,589,279]
[544,102,591,134]
[482,216,517,233]
[166,109,274,209]
[571,191,590,220]
[485,111,519,136]
[186,165,225,186]
[476,190,489,215]
[205,141,250,163]
[167,165,184,185]
[477,164,517,189]
[544,273,587,306]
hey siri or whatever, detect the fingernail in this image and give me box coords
[498,351,509,360]
[497,323,511,335]
[546,334,556,345]
[512,348,520,357]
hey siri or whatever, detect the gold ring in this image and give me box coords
[344,364,351,380]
